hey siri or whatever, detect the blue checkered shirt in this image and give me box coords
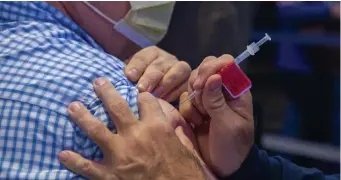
[0,2,139,179]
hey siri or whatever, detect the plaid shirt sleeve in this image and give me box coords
[0,2,139,179]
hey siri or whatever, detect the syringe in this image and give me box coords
[179,33,271,106]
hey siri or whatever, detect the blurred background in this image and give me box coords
[159,1,340,174]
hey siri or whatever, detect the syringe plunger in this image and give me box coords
[256,33,271,47]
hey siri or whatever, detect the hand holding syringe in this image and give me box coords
[178,33,271,106]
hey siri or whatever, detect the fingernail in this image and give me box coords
[209,80,222,91]
[58,151,69,162]
[137,83,149,92]
[94,78,107,87]
[128,69,138,79]
[69,102,81,112]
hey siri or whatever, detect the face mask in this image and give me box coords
[83,1,175,48]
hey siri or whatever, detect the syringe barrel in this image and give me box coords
[234,50,250,64]
[234,33,270,65]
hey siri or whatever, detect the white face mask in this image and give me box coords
[83,1,175,48]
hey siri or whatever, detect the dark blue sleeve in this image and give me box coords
[223,146,339,180]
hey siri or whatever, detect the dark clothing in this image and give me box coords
[225,146,340,180]
[159,2,257,69]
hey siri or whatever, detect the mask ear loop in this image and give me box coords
[83,1,118,25]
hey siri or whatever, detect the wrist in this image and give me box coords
[221,145,260,180]
[211,159,243,178]
[155,155,206,180]
[156,165,206,180]
[212,143,254,178]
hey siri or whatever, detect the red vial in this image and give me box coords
[218,61,252,98]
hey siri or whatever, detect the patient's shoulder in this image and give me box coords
[0,23,135,116]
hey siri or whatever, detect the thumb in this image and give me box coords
[202,75,232,119]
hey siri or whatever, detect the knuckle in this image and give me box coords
[130,126,145,140]
[139,91,152,98]
[134,46,158,61]
[199,61,214,73]
[164,74,178,86]
[108,101,130,117]
[87,122,105,138]
[97,82,113,97]
[142,70,163,82]
[82,161,92,173]
[154,56,167,65]
[166,53,177,60]
[174,65,191,84]
[109,101,128,112]
[153,57,173,71]
[158,48,176,59]
[130,58,148,71]
[206,96,225,111]
[149,122,171,135]
[219,54,234,63]
[170,54,177,60]
[178,61,192,73]
[72,106,88,119]
[148,45,159,52]
[140,46,161,56]
[202,56,216,63]
[220,54,234,60]
[139,46,154,55]
[138,92,155,102]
